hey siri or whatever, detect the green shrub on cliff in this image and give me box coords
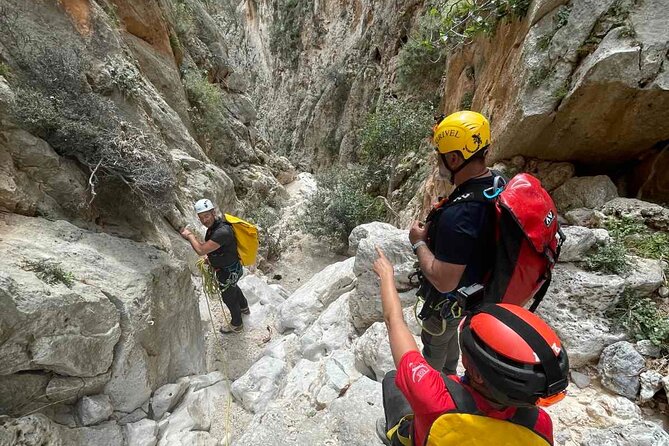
[8,43,175,208]
[269,0,310,67]
[398,0,530,93]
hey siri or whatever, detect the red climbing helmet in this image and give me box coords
[459,304,569,407]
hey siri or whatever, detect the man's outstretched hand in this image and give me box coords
[180,228,192,240]
[373,247,394,281]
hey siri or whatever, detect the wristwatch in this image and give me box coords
[411,240,427,254]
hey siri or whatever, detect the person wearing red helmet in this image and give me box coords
[373,247,569,446]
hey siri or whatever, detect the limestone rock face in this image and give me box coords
[552,176,619,213]
[537,263,627,366]
[299,292,356,361]
[434,0,669,204]
[0,213,205,416]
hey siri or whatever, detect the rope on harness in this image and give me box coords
[196,258,233,446]
[413,297,447,336]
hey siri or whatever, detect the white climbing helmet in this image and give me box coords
[194,198,215,214]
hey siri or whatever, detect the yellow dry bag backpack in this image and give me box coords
[224,214,259,266]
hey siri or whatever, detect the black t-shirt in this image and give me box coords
[430,175,496,290]
[205,218,239,268]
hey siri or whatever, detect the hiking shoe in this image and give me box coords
[219,323,243,334]
[376,418,390,446]
[241,307,250,315]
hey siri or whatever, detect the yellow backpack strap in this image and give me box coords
[440,375,479,415]
[387,415,413,446]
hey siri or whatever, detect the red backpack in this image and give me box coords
[422,173,564,313]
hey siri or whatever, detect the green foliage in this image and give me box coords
[609,290,669,350]
[99,0,121,27]
[555,5,571,29]
[397,0,530,92]
[359,98,432,197]
[182,69,224,147]
[528,65,551,87]
[552,84,569,100]
[168,0,196,38]
[302,168,387,248]
[606,216,669,268]
[536,35,551,51]
[585,241,631,275]
[0,62,10,77]
[619,25,636,39]
[269,0,310,67]
[8,42,175,207]
[460,91,474,110]
[585,216,669,277]
[23,260,75,288]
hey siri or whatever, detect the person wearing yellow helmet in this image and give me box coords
[431,110,491,184]
[408,111,497,375]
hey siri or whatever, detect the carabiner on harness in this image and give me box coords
[483,175,507,199]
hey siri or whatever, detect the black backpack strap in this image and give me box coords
[529,270,552,313]
[442,183,490,209]
[440,375,479,414]
[508,407,540,431]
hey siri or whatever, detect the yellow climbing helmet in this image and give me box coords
[432,111,491,159]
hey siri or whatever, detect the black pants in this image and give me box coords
[382,371,413,432]
[216,263,248,327]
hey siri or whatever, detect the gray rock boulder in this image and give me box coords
[0,214,206,416]
[639,370,664,402]
[552,176,618,213]
[76,394,113,426]
[280,358,321,400]
[299,292,356,361]
[581,421,669,446]
[538,263,628,366]
[624,257,664,296]
[324,376,384,444]
[598,341,644,399]
[350,229,416,331]
[348,222,398,256]
[600,198,669,231]
[278,257,356,333]
[544,263,626,311]
[558,226,597,262]
[231,356,286,413]
[125,419,158,446]
[353,322,395,382]
[635,340,661,358]
[564,208,605,228]
[570,370,591,389]
[263,334,301,366]
[238,274,285,308]
[157,378,227,445]
[150,379,189,420]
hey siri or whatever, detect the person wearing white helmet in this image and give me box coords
[181,198,249,333]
